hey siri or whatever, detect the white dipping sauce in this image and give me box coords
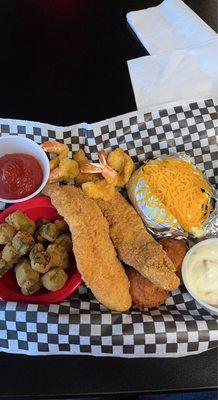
[186,243,218,307]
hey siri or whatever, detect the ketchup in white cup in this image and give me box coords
[0,136,49,203]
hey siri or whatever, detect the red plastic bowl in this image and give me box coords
[0,196,82,303]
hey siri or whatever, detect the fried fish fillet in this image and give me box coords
[44,185,131,312]
[96,192,180,291]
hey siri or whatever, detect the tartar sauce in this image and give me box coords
[186,243,218,307]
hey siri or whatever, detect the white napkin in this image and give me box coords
[128,39,218,110]
[127,0,218,110]
[127,0,217,53]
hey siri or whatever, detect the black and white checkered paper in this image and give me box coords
[0,98,217,357]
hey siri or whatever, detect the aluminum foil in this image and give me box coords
[127,156,217,240]
[203,193,218,238]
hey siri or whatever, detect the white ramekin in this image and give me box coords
[182,238,218,316]
[0,136,49,203]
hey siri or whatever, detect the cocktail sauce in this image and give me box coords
[0,153,43,199]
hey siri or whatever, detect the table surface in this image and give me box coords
[0,0,217,398]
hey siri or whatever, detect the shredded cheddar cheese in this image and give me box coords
[140,157,213,232]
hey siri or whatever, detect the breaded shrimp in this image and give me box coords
[96,192,180,291]
[44,185,131,312]
[73,149,101,186]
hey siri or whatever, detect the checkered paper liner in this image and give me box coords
[0,98,217,358]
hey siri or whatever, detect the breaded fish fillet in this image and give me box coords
[96,192,180,291]
[45,185,131,312]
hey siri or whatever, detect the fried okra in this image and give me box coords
[0,211,71,295]
[42,267,68,291]
[35,218,50,230]
[0,223,16,244]
[35,218,50,241]
[54,233,72,252]
[29,243,51,273]
[6,211,35,234]
[15,259,41,295]
[15,259,40,286]
[46,243,70,269]
[21,281,42,295]
[54,219,69,235]
[12,231,35,256]
[36,223,58,242]
[0,258,13,278]
[36,219,69,242]
[2,243,20,264]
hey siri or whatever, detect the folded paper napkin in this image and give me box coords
[127,0,218,110]
[127,0,217,53]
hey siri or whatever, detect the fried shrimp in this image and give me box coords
[40,140,68,170]
[40,141,79,183]
[96,192,180,291]
[73,149,101,186]
[79,149,135,188]
[107,148,135,187]
[80,150,118,185]
[44,184,131,312]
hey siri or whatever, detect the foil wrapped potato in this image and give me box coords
[127,156,215,239]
